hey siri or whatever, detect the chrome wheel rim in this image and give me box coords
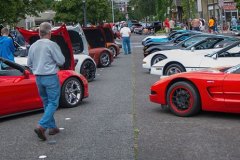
[65,80,81,105]
[81,61,95,81]
[109,46,117,57]
[100,53,110,66]
[166,67,182,75]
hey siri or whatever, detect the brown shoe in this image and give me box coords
[34,126,47,141]
[49,128,60,135]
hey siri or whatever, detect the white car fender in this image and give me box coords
[74,54,96,73]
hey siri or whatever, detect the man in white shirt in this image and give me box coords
[120,23,131,55]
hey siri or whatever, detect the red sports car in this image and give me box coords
[150,66,240,117]
[0,25,88,118]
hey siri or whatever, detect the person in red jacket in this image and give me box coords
[164,18,170,33]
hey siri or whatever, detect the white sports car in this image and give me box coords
[143,37,234,71]
[150,41,240,76]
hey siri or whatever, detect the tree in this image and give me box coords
[54,0,111,25]
[0,0,48,25]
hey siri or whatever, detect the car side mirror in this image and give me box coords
[24,70,31,79]
[191,47,195,52]
[212,54,218,60]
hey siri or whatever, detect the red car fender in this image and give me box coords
[106,43,120,56]
[57,70,89,98]
[89,48,114,66]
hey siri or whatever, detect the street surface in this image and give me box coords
[1,34,240,160]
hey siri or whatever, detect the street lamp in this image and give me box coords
[82,0,87,27]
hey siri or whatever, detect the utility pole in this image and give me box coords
[82,0,87,27]
[112,0,115,23]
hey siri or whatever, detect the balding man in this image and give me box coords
[28,22,65,141]
[0,27,15,68]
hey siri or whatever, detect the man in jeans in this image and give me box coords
[27,22,65,141]
[120,23,131,55]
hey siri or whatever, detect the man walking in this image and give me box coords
[0,27,15,68]
[120,23,131,55]
[27,22,65,141]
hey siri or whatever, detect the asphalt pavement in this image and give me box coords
[0,34,240,160]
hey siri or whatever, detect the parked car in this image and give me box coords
[83,27,114,67]
[150,64,240,117]
[150,41,240,76]
[0,58,88,117]
[66,25,97,82]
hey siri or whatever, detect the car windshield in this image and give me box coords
[225,64,240,73]
[181,36,207,48]
[205,43,240,57]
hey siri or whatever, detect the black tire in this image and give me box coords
[99,52,111,67]
[164,63,185,75]
[80,59,96,82]
[167,81,201,117]
[149,49,160,55]
[108,46,117,57]
[151,54,166,66]
[60,77,83,108]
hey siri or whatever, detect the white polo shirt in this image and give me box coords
[120,27,131,37]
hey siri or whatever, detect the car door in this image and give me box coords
[223,68,240,112]
[0,61,42,116]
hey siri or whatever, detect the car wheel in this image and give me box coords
[167,81,201,117]
[99,52,111,67]
[164,63,185,75]
[108,46,117,57]
[151,54,166,66]
[60,77,83,108]
[80,59,96,82]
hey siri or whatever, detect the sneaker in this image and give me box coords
[34,126,47,141]
[49,128,60,135]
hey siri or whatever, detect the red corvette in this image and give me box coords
[150,66,240,117]
[0,25,88,118]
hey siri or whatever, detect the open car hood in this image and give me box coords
[16,25,74,70]
[102,25,114,43]
[83,27,106,48]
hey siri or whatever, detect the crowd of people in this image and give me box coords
[163,16,240,34]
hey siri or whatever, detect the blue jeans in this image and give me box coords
[122,37,131,54]
[36,74,61,129]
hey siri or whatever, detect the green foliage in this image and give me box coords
[181,0,196,19]
[0,0,47,25]
[54,0,111,25]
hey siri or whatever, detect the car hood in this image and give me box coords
[102,27,114,43]
[17,25,74,70]
[83,27,106,48]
